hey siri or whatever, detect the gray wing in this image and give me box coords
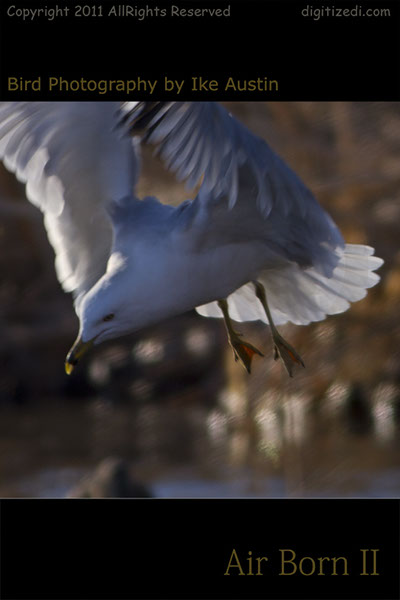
[0,102,138,308]
[122,101,344,276]
[123,102,382,328]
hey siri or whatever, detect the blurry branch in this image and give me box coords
[313,173,400,193]
[330,102,356,175]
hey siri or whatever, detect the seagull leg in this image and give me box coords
[253,281,305,377]
[218,299,263,374]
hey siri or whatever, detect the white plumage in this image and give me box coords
[125,102,382,327]
[0,101,383,374]
[0,102,136,306]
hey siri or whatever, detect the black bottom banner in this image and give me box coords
[0,499,399,600]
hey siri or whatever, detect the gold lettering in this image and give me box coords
[331,556,349,576]
[256,555,268,575]
[299,557,316,576]
[224,549,245,576]
[280,549,297,575]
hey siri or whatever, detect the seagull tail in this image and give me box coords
[196,244,384,326]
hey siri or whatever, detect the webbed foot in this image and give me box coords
[228,330,264,374]
[272,330,305,377]
[218,299,263,374]
[254,280,305,377]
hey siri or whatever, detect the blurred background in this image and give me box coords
[0,101,399,498]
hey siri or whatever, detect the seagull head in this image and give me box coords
[65,251,134,374]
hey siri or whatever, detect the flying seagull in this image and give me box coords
[0,102,383,377]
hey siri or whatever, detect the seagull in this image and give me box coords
[0,102,383,377]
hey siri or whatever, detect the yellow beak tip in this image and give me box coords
[65,336,94,375]
[65,362,74,376]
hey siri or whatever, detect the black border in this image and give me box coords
[1,0,400,101]
[1,499,399,600]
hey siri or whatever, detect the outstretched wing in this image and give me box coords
[122,101,344,276]
[0,102,138,308]
[124,102,382,328]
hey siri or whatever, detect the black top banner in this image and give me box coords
[0,0,399,100]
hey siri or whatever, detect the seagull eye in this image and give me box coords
[103,313,115,322]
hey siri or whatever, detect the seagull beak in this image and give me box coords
[65,336,94,375]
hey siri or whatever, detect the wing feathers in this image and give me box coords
[0,102,138,305]
[124,101,345,278]
[197,244,383,327]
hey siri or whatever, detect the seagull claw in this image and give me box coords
[228,332,264,374]
[217,298,263,374]
[272,332,305,377]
